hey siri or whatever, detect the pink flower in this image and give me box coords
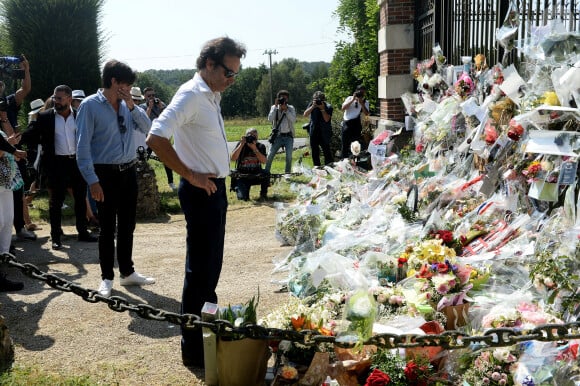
[455,264,473,285]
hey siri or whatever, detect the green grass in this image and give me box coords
[0,365,98,386]
[28,127,314,223]
[224,116,310,142]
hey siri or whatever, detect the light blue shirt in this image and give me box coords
[76,89,151,185]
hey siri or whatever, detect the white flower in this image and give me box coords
[351,141,361,156]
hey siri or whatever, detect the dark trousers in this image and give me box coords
[164,165,174,184]
[48,157,88,241]
[12,159,26,231]
[94,165,137,280]
[309,129,333,166]
[341,118,363,158]
[234,175,268,200]
[178,177,227,362]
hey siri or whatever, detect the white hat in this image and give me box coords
[130,86,144,102]
[72,89,86,100]
[28,98,44,115]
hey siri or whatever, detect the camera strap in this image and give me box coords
[273,110,287,133]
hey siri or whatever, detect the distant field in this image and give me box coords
[224,116,310,142]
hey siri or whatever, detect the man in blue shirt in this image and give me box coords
[76,60,154,298]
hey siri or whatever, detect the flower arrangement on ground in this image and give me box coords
[368,349,434,386]
[460,347,519,386]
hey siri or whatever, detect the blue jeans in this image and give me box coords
[265,134,293,173]
[178,177,227,363]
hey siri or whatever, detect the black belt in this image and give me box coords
[94,160,137,172]
[56,154,76,159]
[279,132,292,137]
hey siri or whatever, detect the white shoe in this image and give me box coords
[169,183,176,190]
[16,227,37,241]
[98,279,113,297]
[120,272,156,286]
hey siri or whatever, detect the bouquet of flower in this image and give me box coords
[368,349,434,386]
[336,289,377,350]
[460,347,519,386]
[426,229,464,255]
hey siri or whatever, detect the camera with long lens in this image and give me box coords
[0,55,25,79]
[245,135,255,144]
[315,99,323,106]
[277,97,286,105]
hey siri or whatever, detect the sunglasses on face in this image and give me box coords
[117,115,127,134]
[218,62,239,78]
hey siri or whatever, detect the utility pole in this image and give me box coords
[263,49,278,106]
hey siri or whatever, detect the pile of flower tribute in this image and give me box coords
[262,16,580,386]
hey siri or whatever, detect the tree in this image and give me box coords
[0,0,104,111]
[222,65,267,118]
[134,72,175,106]
[255,58,312,116]
[325,0,379,113]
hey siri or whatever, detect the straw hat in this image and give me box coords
[130,87,144,102]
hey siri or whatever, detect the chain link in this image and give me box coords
[3,253,579,350]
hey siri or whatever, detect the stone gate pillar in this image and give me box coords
[377,0,415,126]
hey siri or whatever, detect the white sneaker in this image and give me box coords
[16,227,37,241]
[98,279,113,297]
[120,272,156,286]
[169,183,176,190]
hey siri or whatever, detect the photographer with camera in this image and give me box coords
[230,127,268,201]
[140,86,175,190]
[265,90,296,176]
[303,90,334,166]
[340,84,369,159]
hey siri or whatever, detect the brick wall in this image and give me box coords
[379,1,415,121]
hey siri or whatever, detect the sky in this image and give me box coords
[100,0,348,72]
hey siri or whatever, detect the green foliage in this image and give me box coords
[325,0,379,112]
[135,71,180,105]
[0,0,104,105]
[222,65,267,117]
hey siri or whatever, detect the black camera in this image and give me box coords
[0,56,25,80]
[245,135,255,144]
[315,99,323,106]
[277,97,286,105]
[154,97,160,104]
[355,91,363,98]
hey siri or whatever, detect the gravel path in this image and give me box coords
[2,203,292,385]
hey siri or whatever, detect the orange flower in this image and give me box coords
[291,315,305,330]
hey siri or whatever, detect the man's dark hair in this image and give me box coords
[313,91,325,101]
[102,60,137,88]
[277,90,289,98]
[356,84,365,91]
[142,87,154,94]
[54,84,72,96]
[196,36,247,70]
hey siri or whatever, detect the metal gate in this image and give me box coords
[415,0,580,65]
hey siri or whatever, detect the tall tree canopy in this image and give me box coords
[326,0,379,113]
[0,0,104,109]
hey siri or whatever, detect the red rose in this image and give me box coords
[436,263,449,273]
[437,230,454,244]
[365,369,391,386]
[405,361,419,381]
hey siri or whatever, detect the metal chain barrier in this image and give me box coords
[3,252,580,350]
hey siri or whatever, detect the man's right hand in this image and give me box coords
[90,182,105,202]
[188,171,218,196]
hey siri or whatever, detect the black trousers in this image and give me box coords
[94,164,137,280]
[12,159,27,232]
[309,128,333,166]
[341,117,363,158]
[48,156,88,241]
[178,177,227,362]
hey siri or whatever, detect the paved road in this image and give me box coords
[227,137,308,153]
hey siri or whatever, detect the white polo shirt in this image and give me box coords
[149,73,230,178]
